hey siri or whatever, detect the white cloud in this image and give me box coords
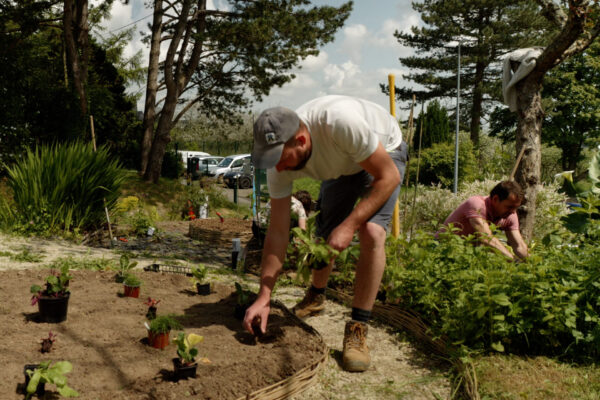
[323,61,361,90]
[341,24,368,62]
[299,51,329,71]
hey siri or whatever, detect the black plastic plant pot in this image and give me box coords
[172,358,197,381]
[23,364,45,397]
[196,283,210,295]
[146,306,157,320]
[234,304,248,320]
[37,292,70,323]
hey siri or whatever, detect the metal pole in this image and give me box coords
[453,42,461,194]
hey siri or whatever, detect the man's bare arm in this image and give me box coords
[506,229,528,259]
[469,217,515,259]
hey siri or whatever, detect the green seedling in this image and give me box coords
[116,254,138,282]
[123,274,142,288]
[147,315,182,334]
[234,282,253,306]
[30,264,72,305]
[173,332,204,366]
[189,265,208,287]
[25,361,78,399]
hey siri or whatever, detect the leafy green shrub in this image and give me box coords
[407,132,477,188]
[127,206,158,236]
[25,361,78,399]
[383,230,600,361]
[1,142,126,234]
[161,149,184,179]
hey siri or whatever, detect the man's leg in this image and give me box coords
[352,222,387,310]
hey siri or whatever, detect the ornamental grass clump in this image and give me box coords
[2,141,126,234]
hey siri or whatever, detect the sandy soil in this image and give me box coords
[0,226,450,400]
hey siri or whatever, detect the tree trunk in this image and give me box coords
[469,60,485,149]
[139,0,163,175]
[144,92,178,183]
[514,77,543,241]
[63,0,88,117]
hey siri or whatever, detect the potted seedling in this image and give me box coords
[145,315,182,350]
[172,332,204,381]
[123,274,142,298]
[40,331,57,353]
[144,297,160,320]
[190,265,210,295]
[234,282,253,320]
[30,264,72,323]
[115,254,138,283]
[24,360,78,399]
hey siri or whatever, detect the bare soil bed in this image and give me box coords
[0,269,325,400]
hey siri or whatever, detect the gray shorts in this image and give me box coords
[315,142,408,239]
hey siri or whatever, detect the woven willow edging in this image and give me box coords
[236,300,329,400]
[326,289,480,400]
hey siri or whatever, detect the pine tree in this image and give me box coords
[389,0,551,146]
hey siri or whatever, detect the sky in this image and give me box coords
[95,0,423,119]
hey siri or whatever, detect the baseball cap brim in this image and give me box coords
[251,143,284,170]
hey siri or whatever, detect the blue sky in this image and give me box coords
[96,0,422,119]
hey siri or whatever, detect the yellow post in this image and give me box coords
[389,74,400,238]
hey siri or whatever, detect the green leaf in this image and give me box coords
[57,386,79,397]
[26,370,41,396]
[491,341,505,352]
[491,293,511,306]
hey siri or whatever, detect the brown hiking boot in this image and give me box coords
[342,320,371,372]
[292,289,325,318]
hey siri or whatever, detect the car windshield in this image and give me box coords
[218,157,233,167]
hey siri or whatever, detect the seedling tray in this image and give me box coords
[143,263,193,276]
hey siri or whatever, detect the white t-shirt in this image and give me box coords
[267,95,403,199]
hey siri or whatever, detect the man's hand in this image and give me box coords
[242,299,270,335]
[328,221,355,252]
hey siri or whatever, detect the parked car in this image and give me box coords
[223,170,253,189]
[178,150,210,169]
[187,156,224,180]
[208,154,251,182]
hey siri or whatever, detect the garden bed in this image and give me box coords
[0,269,326,399]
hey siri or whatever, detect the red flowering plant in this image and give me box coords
[30,264,72,305]
[144,297,160,320]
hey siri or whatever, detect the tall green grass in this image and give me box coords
[1,142,126,233]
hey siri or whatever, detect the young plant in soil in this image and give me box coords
[146,315,182,349]
[234,282,254,320]
[30,264,72,322]
[24,361,79,399]
[172,332,205,380]
[115,254,138,283]
[123,274,142,298]
[30,264,72,304]
[40,331,57,353]
[143,297,160,320]
[190,265,210,295]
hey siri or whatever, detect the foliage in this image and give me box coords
[116,254,137,282]
[389,0,552,144]
[413,100,452,149]
[161,148,184,179]
[173,332,204,365]
[30,263,72,304]
[234,282,253,307]
[407,133,477,188]
[123,274,141,288]
[289,215,339,284]
[25,360,79,399]
[1,142,126,234]
[148,315,182,334]
[383,230,600,361]
[190,265,208,286]
[0,9,141,171]
[52,256,114,272]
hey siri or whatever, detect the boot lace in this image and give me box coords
[345,323,366,349]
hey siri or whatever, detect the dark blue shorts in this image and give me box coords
[315,142,408,239]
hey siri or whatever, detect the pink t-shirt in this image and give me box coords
[443,196,519,236]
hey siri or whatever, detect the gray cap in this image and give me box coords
[252,107,300,169]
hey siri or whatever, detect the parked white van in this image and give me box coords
[178,150,210,169]
[207,153,251,182]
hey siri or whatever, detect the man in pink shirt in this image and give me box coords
[442,181,528,260]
